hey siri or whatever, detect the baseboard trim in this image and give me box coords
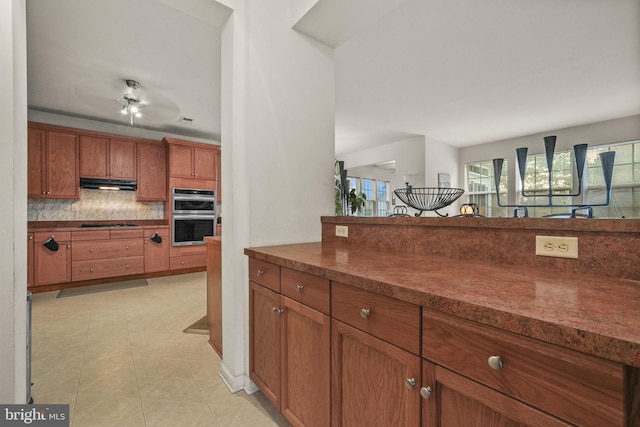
[219,362,245,393]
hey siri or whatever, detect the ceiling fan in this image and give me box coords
[119,79,145,126]
[74,77,181,127]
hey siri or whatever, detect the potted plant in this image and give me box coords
[349,188,367,215]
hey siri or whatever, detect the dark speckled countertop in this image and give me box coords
[245,242,640,367]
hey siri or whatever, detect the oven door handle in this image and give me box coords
[172,214,216,220]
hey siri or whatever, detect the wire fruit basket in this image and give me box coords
[394,187,464,217]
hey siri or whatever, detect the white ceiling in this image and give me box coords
[27,0,640,156]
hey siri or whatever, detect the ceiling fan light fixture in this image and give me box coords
[120,79,145,126]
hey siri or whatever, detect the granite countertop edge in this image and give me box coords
[245,242,640,368]
[28,220,170,231]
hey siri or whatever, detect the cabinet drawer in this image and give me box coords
[281,268,330,315]
[332,282,420,354]
[72,256,144,281]
[72,239,143,261]
[422,309,624,427]
[35,231,71,243]
[170,254,207,270]
[71,230,110,241]
[248,258,281,292]
[110,228,144,239]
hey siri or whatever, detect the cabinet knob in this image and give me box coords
[67,244,70,249]
[29,236,33,240]
[42,191,46,195]
[46,191,50,195]
[405,378,416,390]
[360,308,371,318]
[295,284,304,292]
[487,356,503,371]
[126,246,129,250]
[89,248,93,252]
[90,268,94,272]
[126,265,130,269]
[144,240,148,244]
[181,261,185,265]
[256,270,264,277]
[420,386,433,400]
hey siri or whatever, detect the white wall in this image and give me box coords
[340,135,463,217]
[219,0,334,392]
[459,114,640,206]
[1,0,27,404]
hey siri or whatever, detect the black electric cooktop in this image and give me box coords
[80,223,139,228]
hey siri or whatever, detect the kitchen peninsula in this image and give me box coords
[246,216,640,427]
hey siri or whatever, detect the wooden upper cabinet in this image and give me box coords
[28,127,79,199]
[165,138,218,182]
[216,147,222,203]
[136,143,166,201]
[109,139,136,180]
[79,136,136,180]
[194,147,216,180]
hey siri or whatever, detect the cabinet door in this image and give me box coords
[332,320,421,427]
[207,239,222,357]
[193,146,216,180]
[422,361,572,427]
[250,282,281,409]
[144,229,169,273]
[27,128,46,198]
[109,139,136,180]
[168,144,194,178]
[79,136,109,178]
[47,131,79,199]
[281,297,330,427]
[216,147,221,202]
[33,238,71,286]
[137,143,166,201]
[27,233,34,287]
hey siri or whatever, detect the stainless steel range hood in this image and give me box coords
[80,178,137,191]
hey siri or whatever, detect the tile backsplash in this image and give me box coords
[28,189,164,221]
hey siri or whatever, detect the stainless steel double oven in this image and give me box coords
[171,188,217,246]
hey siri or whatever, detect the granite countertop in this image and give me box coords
[28,220,169,231]
[245,242,640,367]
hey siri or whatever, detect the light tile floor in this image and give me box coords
[31,272,291,427]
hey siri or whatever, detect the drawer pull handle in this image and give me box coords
[420,386,433,400]
[487,356,503,371]
[257,270,264,277]
[272,307,284,315]
[295,284,304,292]
[405,378,416,390]
[360,308,371,318]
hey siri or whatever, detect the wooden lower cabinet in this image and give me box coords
[421,360,571,427]
[250,282,281,405]
[170,245,207,270]
[206,237,222,357]
[331,319,421,427]
[143,227,169,273]
[33,232,71,286]
[249,281,331,427]
[27,233,34,287]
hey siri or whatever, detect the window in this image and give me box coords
[466,139,640,218]
[346,176,391,216]
[377,181,390,216]
[518,150,573,217]
[465,160,508,217]
[586,140,640,218]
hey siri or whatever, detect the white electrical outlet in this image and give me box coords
[535,236,578,259]
[335,225,349,238]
